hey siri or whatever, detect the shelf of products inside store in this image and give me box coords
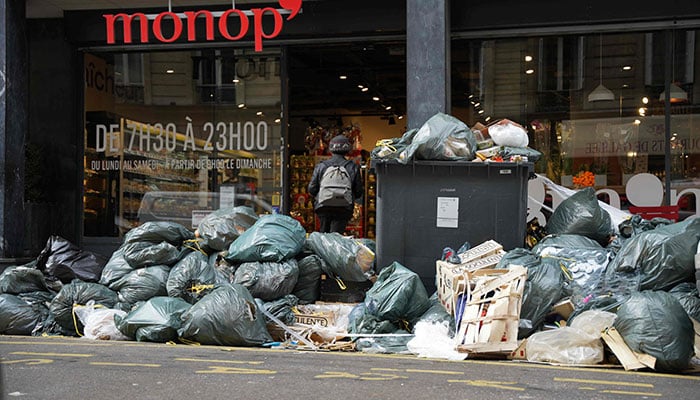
[364,165,376,239]
[289,154,369,237]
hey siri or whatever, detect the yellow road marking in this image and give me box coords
[578,387,597,391]
[554,377,653,388]
[448,379,524,391]
[10,351,92,358]
[600,390,662,397]
[404,369,464,375]
[371,367,401,372]
[0,359,54,365]
[196,366,276,374]
[175,357,263,365]
[316,371,407,380]
[89,362,160,367]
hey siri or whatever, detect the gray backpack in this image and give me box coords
[317,162,353,207]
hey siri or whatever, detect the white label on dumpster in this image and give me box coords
[437,197,459,228]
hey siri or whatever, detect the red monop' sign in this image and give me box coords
[103,0,302,51]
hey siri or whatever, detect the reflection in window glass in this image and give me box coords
[452,30,698,218]
[83,49,283,236]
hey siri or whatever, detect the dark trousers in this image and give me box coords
[318,215,349,234]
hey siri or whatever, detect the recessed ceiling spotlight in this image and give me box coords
[525,69,535,74]
[256,111,263,116]
[237,103,245,108]
[485,116,491,122]
[524,55,533,62]
[622,65,632,71]
[478,109,485,114]
[634,119,641,125]
[232,78,240,83]
[361,87,369,92]
[642,96,649,104]
[372,96,380,101]
[339,75,347,80]
[397,115,404,120]
[358,85,364,89]
[166,69,175,74]
[274,118,281,124]
[385,106,392,110]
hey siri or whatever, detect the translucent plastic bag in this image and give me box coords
[526,310,616,365]
[306,232,373,282]
[488,119,529,147]
[73,302,129,340]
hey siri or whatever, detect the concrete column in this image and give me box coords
[406,0,450,129]
[0,0,28,258]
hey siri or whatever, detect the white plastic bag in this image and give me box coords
[73,301,130,340]
[525,310,616,365]
[406,320,467,361]
[488,119,529,147]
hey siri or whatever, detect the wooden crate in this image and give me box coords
[436,251,505,316]
[455,266,527,356]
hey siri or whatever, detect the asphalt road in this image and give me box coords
[1,335,699,400]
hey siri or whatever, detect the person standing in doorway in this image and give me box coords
[308,135,364,234]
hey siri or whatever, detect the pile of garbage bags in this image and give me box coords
[0,208,450,354]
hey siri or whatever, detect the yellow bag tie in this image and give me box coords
[183,238,207,255]
[375,139,397,152]
[334,276,347,291]
[188,283,215,295]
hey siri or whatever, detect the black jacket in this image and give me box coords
[308,154,364,212]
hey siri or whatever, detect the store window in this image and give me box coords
[83,49,283,237]
[452,29,699,219]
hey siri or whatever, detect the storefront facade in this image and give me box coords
[1,0,699,259]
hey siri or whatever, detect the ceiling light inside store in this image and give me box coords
[622,65,632,70]
[166,69,174,74]
[398,115,404,120]
[361,87,369,92]
[478,110,484,114]
[485,116,491,122]
[588,34,615,102]
[525,55,533,62]
[385,106,392,110]
[232,78,240,83]
[358,85,364,89]
[237,103,245,108]
[659,83,688,103]
[525,69,534,74]
[634,119,641,125]
[274,118,281,123]
[256,111,263,116]
[642,96,649,104]
[339,75,347,80]
[372,96,380,101]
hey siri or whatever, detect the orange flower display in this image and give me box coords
[572,170,595,188]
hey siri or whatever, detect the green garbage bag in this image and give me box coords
[348,303,399,334]
[292,254,324,304]
[178,284,272,346]
[122,241,182,268]
[364,262,430,322]
[605,218,700,292]
[196,206,259,251]
[114,296,192,342]
[306,232,373,282]
[124,221,194,245]
[226,214,306,263]
[48,281,118,335]
[614,291,694,372]
[397,113,477,163]
[110,264,170,305]
[255,295,299,325]
[0,293,48,335]
[0,265,50,294]
[167,251,229,304]
[233,260,299,301]
[99,248,135,287]
[668,283,700,322]
[546,187,613,246]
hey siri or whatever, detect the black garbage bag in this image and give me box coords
[233,260,299,302]
[35,236,107,284]
[0,293,49,335]
[496,248,541,270]
[499,146,542,162]
[114,296,192,342]
[110,264,170,306]
[167,251,229,304]
[255,294,299,325]
[668,283,700,322]
[122,241,183,268]
[98,248,135,287]
[226,214,306,263]
[123,221,194,245]
[48,281,118,335]
[178,283,273,346]
[545,188,613,246]
[292,254,323,304]
[196,206,259,251]
[397,112,477,163]
[306,232,373,282]
[614,291,694,372]
[364,262,431,323]
[533,234,612,304]
[604,218,700,292]
[0,264,50,294]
